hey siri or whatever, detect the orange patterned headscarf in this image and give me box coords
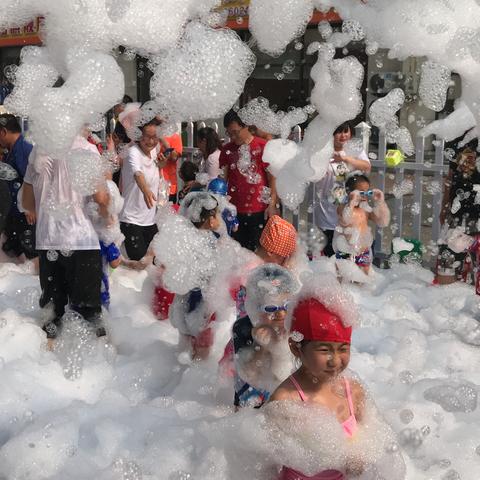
[260,215,297,258]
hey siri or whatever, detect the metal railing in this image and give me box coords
[181,120,451,259]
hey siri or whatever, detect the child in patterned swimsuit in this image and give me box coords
[269,297,365,479]
[333,174,390,274]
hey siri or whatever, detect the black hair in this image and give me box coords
[197,127,222,156]
[0,114,21,133]
[345,174,370,194]
[113,121,131,144]
[179,160,199,182]
[223,109,246,129]
[122,94,133,104]
[193,196,219,228]
[333,121,353,136]
[140,117,162,131]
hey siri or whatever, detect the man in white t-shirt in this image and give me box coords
[119,118,164,261]
[22,133,110,339]
[314,122,371,256]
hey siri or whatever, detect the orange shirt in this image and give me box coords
[161,133,183,195]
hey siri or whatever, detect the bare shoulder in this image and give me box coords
[269,379,297,402]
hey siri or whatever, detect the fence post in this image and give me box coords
[197,121,206,130]
[412,136,425,239]
[355,121,371,153]
[432,137,445,242]
[186,121,194,149]
[211,121,219,133]
[374,130,387,254]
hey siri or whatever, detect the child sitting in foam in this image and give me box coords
[264,279,405,479]
[334,174,390,277]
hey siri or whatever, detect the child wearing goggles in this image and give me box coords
[334,174,390,274]
[231,263,298,409]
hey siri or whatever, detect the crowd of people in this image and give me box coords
[0,102,477,478]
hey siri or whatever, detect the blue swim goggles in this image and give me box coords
[359,190,374,197]
[261,302,291,314]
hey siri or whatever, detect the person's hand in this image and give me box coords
[106,134,115,152]
[252,326,275,346]
[349,190,361,207]
[264,202,280,220]
[332,151,345,163]
[372,188,384,202]
[156,152,167,169]
[143,189,157,209]
[25,211,36,225]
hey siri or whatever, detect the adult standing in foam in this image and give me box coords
[197,127,223,180]
[219,110,279,251]
[160,124,183,203]
[119,118,164,262]
[21,133,110,338]
[313,122,371,257]
[0,114,36,262]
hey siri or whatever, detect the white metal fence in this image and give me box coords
[183,121,450,260]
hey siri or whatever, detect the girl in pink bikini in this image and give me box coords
[269,297,364,479]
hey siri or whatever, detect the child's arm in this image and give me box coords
[369,189,390,227]
[338,191,361,227]
[105,243,121,269]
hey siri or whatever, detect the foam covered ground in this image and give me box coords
[0,260,479,479]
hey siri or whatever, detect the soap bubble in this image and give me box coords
[342,20,365,42]
[53,311,98,381]
[318,21,333,40]
[66,148,107,196]
[46,250,59,262]
[150,22,255,123]
[392,179,414,198]
[249,0,314,56]
[419,61,451,112]
[282,59,296,75]
[424,383,477,413]
[399,409,414,424]
[0,163,18,181]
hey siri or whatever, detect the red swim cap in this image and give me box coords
[290,298,352,344]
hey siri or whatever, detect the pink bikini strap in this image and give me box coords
[289,375,307,402]
[344,378,355,417]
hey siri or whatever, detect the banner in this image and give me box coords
[0,17,43,48]
[219,1,340,29]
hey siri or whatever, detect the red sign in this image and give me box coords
[0,17,43,47]
[220,1,341,30]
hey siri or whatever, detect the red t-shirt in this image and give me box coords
[219,137,269,214]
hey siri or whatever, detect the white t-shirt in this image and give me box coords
[23,136,100,251]
[314,149,370,231]
[206,149,221,179]
[119,143,160,226]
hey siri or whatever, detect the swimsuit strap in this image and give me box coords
[289,375,307,402]
[343,378,355,417]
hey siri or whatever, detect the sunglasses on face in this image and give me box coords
[261,302,290,314]
[359,190,374,197]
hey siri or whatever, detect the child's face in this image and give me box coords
[296,340,350,379]
[355,180,371,202]
[257,293,291,333]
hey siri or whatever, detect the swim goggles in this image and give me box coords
[261,302,290,313]
[359,190,374,197]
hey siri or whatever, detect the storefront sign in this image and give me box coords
[0,17,43,47]
[220,0,341,29]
